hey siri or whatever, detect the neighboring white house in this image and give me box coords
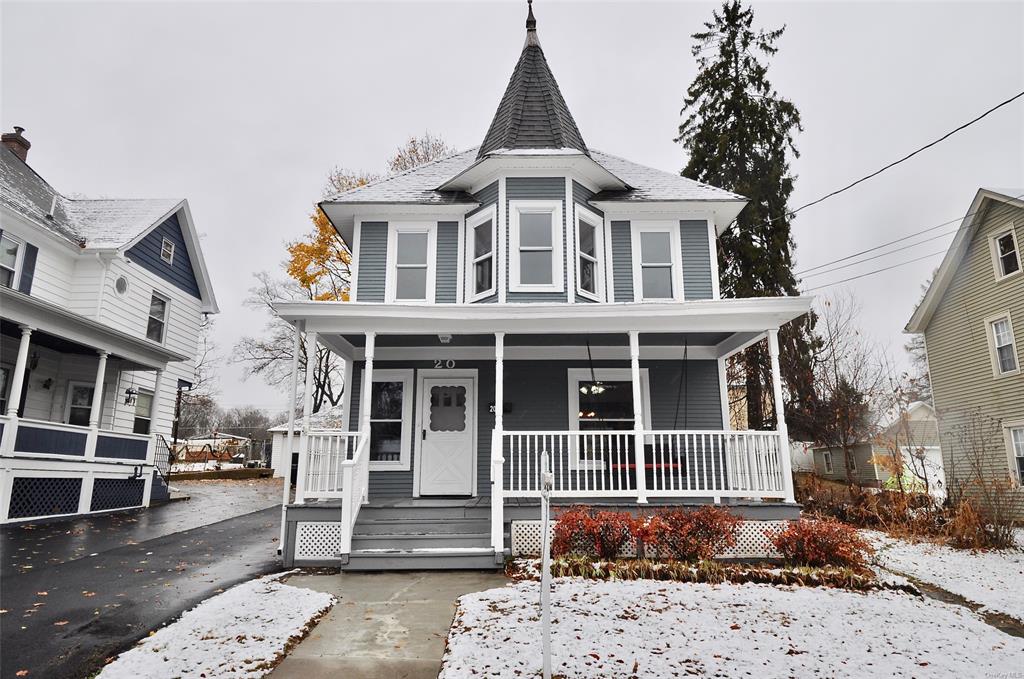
[0,127,218,523]
[268,404,346,481]
[274,5,813,571]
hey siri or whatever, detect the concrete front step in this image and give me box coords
[342,547,502,571]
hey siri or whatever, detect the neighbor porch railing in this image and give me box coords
[0,415,155,464]
[293,429,369,555]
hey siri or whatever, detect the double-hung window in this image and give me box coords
[133,389,153,434]
[160,237,175,265]
[467,208,496,300]
[567,368,650,469]
[0,233,23,289]
[992,228,1021,279]
[510,200,564,293]
[365,369,413,470]
[823,451,834,474]
[575,206,602,300]
[1010,426,1024,482]
[387,223,435,302]
[147,293,169,343]
[632,222,682,301]
[987,314,1019,376]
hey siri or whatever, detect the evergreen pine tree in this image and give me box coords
[676,0,817,430]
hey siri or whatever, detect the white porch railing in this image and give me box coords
[300,431,361,500]
[339,435,370,554]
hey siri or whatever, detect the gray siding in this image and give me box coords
[680,220,714,300]
[812,443,881,485]
[436,221,458,303]
[611,221,633,302]
[506,177,567,302]
[469,181,499,303]
[125,214,201,299]
[355,222,388,303]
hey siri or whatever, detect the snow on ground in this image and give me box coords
[441,579,1024,678]
[170,462,245,472]
[99,572,335,679]
[869,530,1024,623]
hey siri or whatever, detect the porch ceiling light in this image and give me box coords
[438,334,453,344]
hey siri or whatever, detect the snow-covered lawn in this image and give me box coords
[170,461,245,472]
[869,530,1024,623]
[441,579,1024,678]
[99,572,335,679]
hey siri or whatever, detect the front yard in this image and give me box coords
[440,577,1024,678]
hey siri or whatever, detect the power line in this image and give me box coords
[800,228,956,279]
[802,249,946,292]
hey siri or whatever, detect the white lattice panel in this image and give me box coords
[510,519,786,559]
[295,521,343,560]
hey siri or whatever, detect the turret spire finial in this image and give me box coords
[526,0,536,32]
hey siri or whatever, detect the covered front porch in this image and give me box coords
[274,298,810,566]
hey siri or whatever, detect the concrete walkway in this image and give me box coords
[271,571,508,679]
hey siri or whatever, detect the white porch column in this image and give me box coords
[294,329,318,504]
[359,332,376,434]
[89,351,109,428]
[629,331,648,503]
[6,325,33,417]
[148,369,164,465]
[767,329,796,503]
[279,321,303,552]
[491,332,505,554]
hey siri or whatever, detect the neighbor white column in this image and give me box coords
[89,351,109,428]
[491,331,505,554]
[294,329,318,504]
[6,325,33,417]
[279,321,303,551]
[767,329,796,503]
[148,369,164,465]
[629,331,648,503]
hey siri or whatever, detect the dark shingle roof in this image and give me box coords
[477,20,587,159]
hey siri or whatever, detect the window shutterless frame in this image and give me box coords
[147,292,170,344]
[466,206,497,302]
[565,368,651,470]
[508,199,564,293]
[133,389,154,435]
[574,205,604,301]
[385,222,437,303]
[160,237,175,265]
[823,451,834,474]
[1003,420,1024,483]
[362,368,414,471]
[990,226,1021,281]
[630,221,684,301]
[984,312,1020,377]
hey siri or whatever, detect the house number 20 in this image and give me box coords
[434,359,456,369]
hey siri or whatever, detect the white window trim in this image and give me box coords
[363,368,414,472]
[630,221,684,301]
[574,204,604,301]
[509,199,564,293]
[134,388,154,434]
[385,222,437,304]
[566,367,651,470]
[990,226,1022,282]
[984,311,1020,378]
[0,232,25,290]
[822,450,834,474]
[466,206,498,302]
[64,381,96,426]
[160,237,176,265]
[1003,418,1024,483]
[147,291,170,344]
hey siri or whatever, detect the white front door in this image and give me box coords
[419,377,475,495]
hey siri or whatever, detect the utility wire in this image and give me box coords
[802,249,947,292]
[800,228,956,279]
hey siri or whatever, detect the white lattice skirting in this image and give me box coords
[294,521,344,561]
[510,520,787,560]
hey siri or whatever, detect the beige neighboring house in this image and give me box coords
[906,188,1024,519]
[811,402,944,497]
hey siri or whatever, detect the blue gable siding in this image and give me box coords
[506,177,567,302]
[611,221,633,302]
[436,221,459,303]
[356,222,388,303]
[125,214,201,298]
[680,220,714,300]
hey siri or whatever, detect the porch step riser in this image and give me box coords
[358,507,490,521]
[354,519,490,535]
[341,553,501,571]
[351,534,492,550]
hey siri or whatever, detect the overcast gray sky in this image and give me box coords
[3,0,1022,411]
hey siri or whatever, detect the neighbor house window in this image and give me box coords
[387,223,434,302]
[0,364,11,414]
[133,389,153,434]
[1011,426,1024,482]
[365,369,413,470]
[823,450,834,474]
[988,314,1019,375]
[993,229,1021,279]
[0,233,22,289]
[160,237,175,265]
[66,383,95,427]
[575,206,602,300]
[147,293,169,343]
[468,208,496,300]
[509,200,563,293]
[632,223,681,301]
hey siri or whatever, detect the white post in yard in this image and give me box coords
[295,329,318,504]
[5,325,32,417]
[491,332,505,555]
[767,329,796,503]
[279,321,303,554]
[629,331,648,503]
[539,448,553,679]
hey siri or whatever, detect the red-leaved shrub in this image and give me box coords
[646,506,741,562]
[768,518,873,570]
[551,507,638,559]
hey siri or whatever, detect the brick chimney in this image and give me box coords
[2,126,31,162]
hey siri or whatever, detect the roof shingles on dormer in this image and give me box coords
[477,1,588,159]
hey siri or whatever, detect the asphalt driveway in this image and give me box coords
[1,479,285,679]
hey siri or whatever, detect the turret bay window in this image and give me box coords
[147,293,169,343]
[510,200,564,292]
[366,369,413,470]
[467,208,496,300]
[992,229,1021,279]
[575,206,603,300]
[631,222,682,301]
[987,313,1019,376]
[386,223,436,302]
